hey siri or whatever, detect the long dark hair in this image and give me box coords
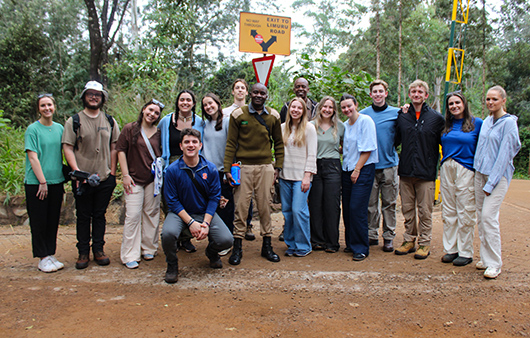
[132,99,164,145]
[175,89,197,126]
[201,93,223,131]
[443,92,475,134]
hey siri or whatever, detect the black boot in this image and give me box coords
[229,238,242,265]
[261,236,280,262]
[164,262,178,284]
[205,245,222,269]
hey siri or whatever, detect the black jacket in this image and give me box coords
[395,103,444,181]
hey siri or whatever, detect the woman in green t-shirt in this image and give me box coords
[24,94,65,273]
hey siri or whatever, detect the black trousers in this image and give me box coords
[73,175,116,255]
[25,183,64,258]
[216,171,235,233]
[308,159,342,251]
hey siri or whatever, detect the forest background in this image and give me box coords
[0,0,529,199]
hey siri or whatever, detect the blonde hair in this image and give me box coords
[283,97,308,147]
[487,85,507,114]
[313,96,340,140]
[408,79,429,95]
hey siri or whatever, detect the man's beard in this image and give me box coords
[83,97,104,110]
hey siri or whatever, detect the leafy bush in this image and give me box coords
[0,111,25,200]
[514,126,530,178]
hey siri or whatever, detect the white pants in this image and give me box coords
[120,182,161,264]
[440,158,476,258]
[475,172,508,269]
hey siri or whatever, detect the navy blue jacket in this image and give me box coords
[163,155,220,217]
[395,103,444,181]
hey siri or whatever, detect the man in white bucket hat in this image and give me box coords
[62,80,120,269]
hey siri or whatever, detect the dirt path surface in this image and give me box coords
[1,180,530,337]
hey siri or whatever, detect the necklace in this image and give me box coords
[178,115,193,123]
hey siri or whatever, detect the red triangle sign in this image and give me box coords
[252,55,275,87]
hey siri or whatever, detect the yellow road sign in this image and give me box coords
[239,12,291,56]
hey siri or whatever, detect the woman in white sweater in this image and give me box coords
[280,97,318,257]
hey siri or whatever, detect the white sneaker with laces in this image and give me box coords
[475,261,486,270]
[484,267,501,279]
[38,256,58,273]
[50,256,64,270]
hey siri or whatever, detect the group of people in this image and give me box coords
[24,76,520,282]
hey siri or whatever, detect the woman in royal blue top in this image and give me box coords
[440,92,482,267]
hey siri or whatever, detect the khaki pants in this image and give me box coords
[368,166,399,241]
[399,176,435,246]
[440,158,476,258]
[475,172,508,269]
[120,182,161,264]
[233,164,275,239]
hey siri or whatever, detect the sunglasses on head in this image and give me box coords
[38,93,53,99]
[151,98,165,109]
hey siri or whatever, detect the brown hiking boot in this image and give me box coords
[93,251,110,266]
[414,245,430,259]
[75,254,89,269]
[394,241,416,255]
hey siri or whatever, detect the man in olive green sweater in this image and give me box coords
[224,83,284,265]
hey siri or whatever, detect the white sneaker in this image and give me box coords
[484,267,501,279]
[475,261,487,270]
[49,256,64,270]
[219,247,232,256]
[38,256,58,273]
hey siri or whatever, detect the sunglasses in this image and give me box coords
[86,92,103,98]
[151,98,165,109]
[38,93,53,99]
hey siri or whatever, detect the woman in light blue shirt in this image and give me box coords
[340,94,378,261]
[201,93,233,256]
[474,86,521,279]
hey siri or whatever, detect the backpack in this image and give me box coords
[72,112,115,150]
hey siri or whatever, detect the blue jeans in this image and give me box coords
[342,164,375,256]
[280,179,312,255]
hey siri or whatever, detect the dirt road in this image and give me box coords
[1,180,529,337]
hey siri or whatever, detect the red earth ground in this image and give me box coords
[1,180,529,337]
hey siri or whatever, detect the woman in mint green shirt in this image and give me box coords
[24,94,65,273]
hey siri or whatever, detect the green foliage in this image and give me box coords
[514,126,530,177]
[0,0,89,127]
[0,112,25,200]
[296,53,373,109]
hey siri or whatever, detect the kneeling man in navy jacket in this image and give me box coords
[161,128,233,284]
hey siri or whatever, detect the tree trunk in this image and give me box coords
[85,0,103,82]
[482,0,486,119]
[84,0,130,85]
[374,0,381,79]
[397,0,403,106]
[433,76,443,112]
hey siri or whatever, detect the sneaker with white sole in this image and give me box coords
[218,247,231,256]
[484,267,501,279]
[49,256,64,270]
[38,256,58,273]
[475,261,487,270]
[124,261,139,269]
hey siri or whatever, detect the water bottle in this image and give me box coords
[231,162,241,186]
